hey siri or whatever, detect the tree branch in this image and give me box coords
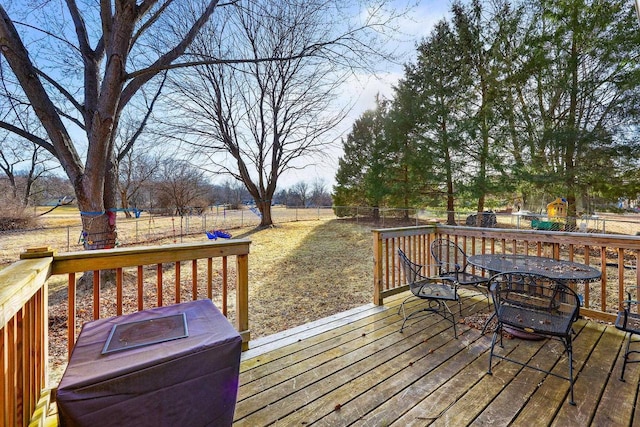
[119,0,220,109]
[0,120,56,156]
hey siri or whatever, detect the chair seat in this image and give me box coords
[455,272,489,286]
[412,279,457,301]
[499,306,572,337]
[616,310,640,335]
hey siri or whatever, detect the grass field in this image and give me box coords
[34,215,375,381]
[21,209,375,330]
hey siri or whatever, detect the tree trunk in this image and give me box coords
[257,200,273,227]
[120,188,132,218]
[78,155,119,249]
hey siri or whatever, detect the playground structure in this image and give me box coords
[530,197,568,231]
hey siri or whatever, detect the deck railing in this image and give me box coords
[0,239,250,427]
[373,224,640,322]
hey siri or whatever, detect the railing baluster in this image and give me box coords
[207,258,213,300]
[68,272,76,357]
[116,267,123,316]
[92,270,99,320]
[618,248,625,311]
[157,263,163,307]
[192,259,198,300]
[222,256,228,316]
[8,316,17,427]
[137,265,143,311]
[175,261,181,303]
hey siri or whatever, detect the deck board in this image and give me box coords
[235,290,637,426]
[592,327,640,426]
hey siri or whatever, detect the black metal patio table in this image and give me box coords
[467,254,602,283]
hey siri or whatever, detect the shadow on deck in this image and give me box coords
[236,291,638,426]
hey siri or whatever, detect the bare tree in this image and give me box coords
[310,178,331,207]
[0,1,221,248]
[114,77,167,218]
[168,1,403,226]
[117,150,160,217]
[291,181,310,207]
[156,159,210,216]
[216,180,249,209]
[0,137,56,206]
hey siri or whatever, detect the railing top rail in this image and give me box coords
[34,239,250,275]
[372,224,438,239]
[0,257,53,326]
[435,225,640,249]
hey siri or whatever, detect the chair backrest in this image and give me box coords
[397,249,422,285]
[489,272,580,335]
[430,238,467,275]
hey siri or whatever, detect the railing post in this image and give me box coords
[373,230,384,306]
[236,253,250,351]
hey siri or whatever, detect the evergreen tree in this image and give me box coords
[333,98,390,219]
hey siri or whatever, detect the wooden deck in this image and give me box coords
[235,291,640,426]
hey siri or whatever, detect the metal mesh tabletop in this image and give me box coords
[467,254,601,282]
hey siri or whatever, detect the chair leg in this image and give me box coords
[565,337,576,406]
[487,324,501,375]
[620,332,633,381]
[399,300,458,338]
[442,301,457,339]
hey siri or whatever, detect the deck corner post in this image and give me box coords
[373,230,384,306]
[236,253,250,350]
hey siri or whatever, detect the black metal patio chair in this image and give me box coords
[615,285,640,381]
[430,238,490,311]
[487,272,581,405]
[397,249,458,338]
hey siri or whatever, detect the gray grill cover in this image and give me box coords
[57,299,241,426]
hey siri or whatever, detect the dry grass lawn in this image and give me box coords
[236,220,373,335]
[39,218,375,382]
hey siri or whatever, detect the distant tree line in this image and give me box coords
[334,0,640,225]
[0,149,334,226]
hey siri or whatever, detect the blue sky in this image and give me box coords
[280,0,454,190]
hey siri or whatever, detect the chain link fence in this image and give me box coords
[1,205,638,266]
[333,206,640,235]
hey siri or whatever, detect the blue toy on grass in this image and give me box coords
[206,230,232,240]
